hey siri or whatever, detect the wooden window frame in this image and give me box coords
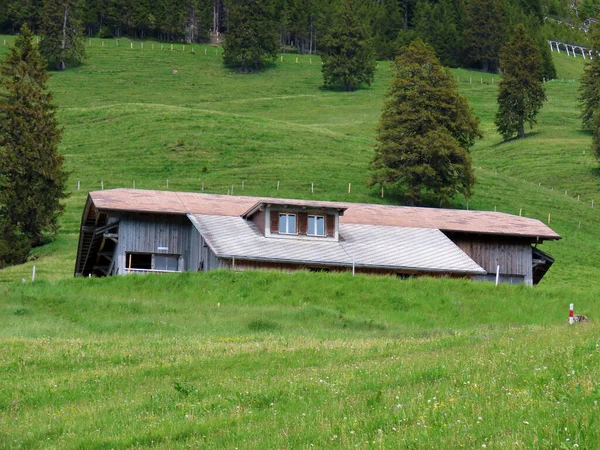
[279,213,297,235]
[307,215,326,236]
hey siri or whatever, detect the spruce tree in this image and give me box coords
[321,0,376,91]
[372,0,404,60]
[463,0,505,72]
[222,0,279,72]
[370,39,481,206]
[495,24,546,140]
[39,0,86,70]
[591,110,600,162]
[0,24,67,264]
[579,21,600,130]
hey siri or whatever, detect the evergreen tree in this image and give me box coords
[39,0,86,70]
[579,21,600,130]
[222,0,279,72]
[495,24,546,140]
[463,0,505,72]
[321,0,376,91]
[0,24,68,265]
[413,0,462,67]
[591,109,600,162]
[372,0,404,60]
[370,39,481,206]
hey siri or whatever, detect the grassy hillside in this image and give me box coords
[0,38,599,448]
[1,271,599,448]
[0,38,597,288]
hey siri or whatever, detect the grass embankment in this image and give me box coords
[1,271,599,448]
[0,38,598,288]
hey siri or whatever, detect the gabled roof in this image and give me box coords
[88,189,561,241]
[188,214,486,275]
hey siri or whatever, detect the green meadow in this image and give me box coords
[0,38,599,448]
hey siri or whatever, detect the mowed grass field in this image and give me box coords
[1,272,600,448]
[0,38,599,448]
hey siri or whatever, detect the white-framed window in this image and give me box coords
[308,215,325,236]
[279,213,296,234]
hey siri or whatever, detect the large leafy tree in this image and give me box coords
[39,0,86,70]
[495,24,546,140]
[370,39,481,206]
[463,0,505,72]
[222,0,279,72]
[321,0,376,91]
[579,21,600,130]
[0,24,68,266]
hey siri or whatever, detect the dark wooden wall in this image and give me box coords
[114,214,191,274]
[451,235,533,285]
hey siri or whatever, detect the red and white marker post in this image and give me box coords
[569,303,574,325]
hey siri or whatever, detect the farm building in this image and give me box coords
[75,189,560,285]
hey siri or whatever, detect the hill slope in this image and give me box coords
[0,38,597,287]
[1,271,599,448]
[0,39,599,449]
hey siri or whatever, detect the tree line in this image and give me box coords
[2,0,599,73]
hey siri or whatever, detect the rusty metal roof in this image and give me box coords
[188,214,486,275]
[89,189,560,240]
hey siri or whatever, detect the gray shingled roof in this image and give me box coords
[188,214,486,275]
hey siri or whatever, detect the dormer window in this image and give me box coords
[242,200,346,240]
[279,213,297,234]
[308,215,325,236]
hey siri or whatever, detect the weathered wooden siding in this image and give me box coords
[114,214,192,274]
[229,260,470,279]
[253,210,266,234]
[451,236,533,285]
[189,226,202,272]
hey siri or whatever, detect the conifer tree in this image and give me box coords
[321,0,376,91]
[372,0,404,60]
[370,39,481,206]
[495,24,546,140]
[0,24,68,266]
[579,21,600,130]
[591,111,600,162]
[463,0,505,72]
[222,0,279,72]
[39,0,86,70]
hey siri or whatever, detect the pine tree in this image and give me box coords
[370,39,481,206]
[591,110,600,162]
[372,0,404,60]
[222,0,279,72]
[495,24,546,140]
[39,0,86,70]
[463,0,505,72]
[579,21,600,130]
[321,0,376,91]
[413,0,462,67]
[0,24,68,265]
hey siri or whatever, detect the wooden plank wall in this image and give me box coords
[452,236,533,285]
[114,214,192,274]
[228,260,469,279]
[188,226,201,272]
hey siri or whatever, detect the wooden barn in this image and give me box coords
[75,189,560,285]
